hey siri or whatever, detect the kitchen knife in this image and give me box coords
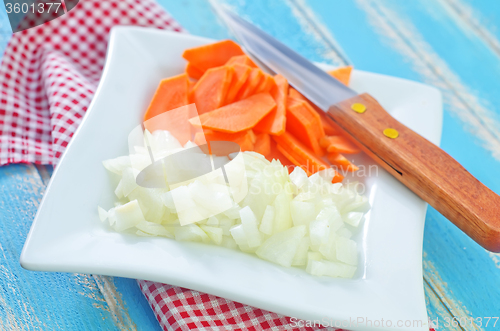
[214,6,500,252]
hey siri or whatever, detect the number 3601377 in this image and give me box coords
[5,2,61,14]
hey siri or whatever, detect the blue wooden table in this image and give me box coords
[1,0,500,330]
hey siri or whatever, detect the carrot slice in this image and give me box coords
[288,87,342,136]
[236,130,256,151]
[273,132,343,182]
[188,80,197,104]
[266,140,294,170]
[182,40,244,74]
[225,54,258,68]
[188,79,196,91]
[191,66,234,114]
[320,135,360,154]
[328,66,353,86]
[276,144,309,175]
[254,74,276,94]
[194,129,255,152]
[194,93,276,133]
[225,64,252,105]
[254,133,271,156]
[318,112,340,136]
[235,68,264,101]
[253,74,288,136]
[186,63,204,80]
[288,87,306,101]
[144,74,189,121]
[327,152,359,172]
[286,97,325,156]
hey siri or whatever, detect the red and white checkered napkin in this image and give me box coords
[0,0,182,164]
[0,1,327,330]
[138,280,333,331]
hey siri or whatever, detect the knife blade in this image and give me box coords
[214,5,500,252]
[213,6,356,110]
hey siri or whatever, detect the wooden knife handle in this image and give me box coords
[327,93,500,252]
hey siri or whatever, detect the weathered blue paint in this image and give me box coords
[0,3,12,56]
[1,0,499,329]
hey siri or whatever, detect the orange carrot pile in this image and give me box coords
[143,40,362,182]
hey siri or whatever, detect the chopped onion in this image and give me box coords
[109,200,145,232]
[97,206,108,222]
[101,130,371,279]
[256,225,306,267]
[290,200,315,227]
[336,237,358,266]
[342,211,364,227]
[259,205,275,235]
[200,225,223,245]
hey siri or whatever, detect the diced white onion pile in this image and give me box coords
[99,130,369,278]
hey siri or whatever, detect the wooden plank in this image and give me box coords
[156,0,231,40]
[0,164,161,330]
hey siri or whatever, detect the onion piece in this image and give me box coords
[336,237,358,266]
[97,206,108,222]
[342,211,364,227]
[256,225,306,267]
[259,205,275,235]
[292,237,311,266]
[200,225,223,245]
[290,200,315,227]
[110,200,145,232]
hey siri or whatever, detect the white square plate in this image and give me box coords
[21,27,442,331]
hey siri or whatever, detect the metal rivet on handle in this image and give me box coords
[383,128,399,139]
[351,103,366,113]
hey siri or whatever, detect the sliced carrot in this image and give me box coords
[188,79,197,91]
[236,130,256,151]
[254,133,271,156]
[286,97,325,156]
[225,54,258,68]
[254,74,276,94]
[320,135,360,154]
[191,66,234,115]
[182,40,244,74]
[266,140,293,170]
[225,64,252,104]
[288,87,306,101]
[194,129,255,152]
[188,80,197,104]
[288,88,359,156]
[276,144,309,175]
[288,87,342,136]
[318,112,340,136]
[144,74,189,121]
[253,74,288,136]
[327,152,359,172]
[235,68,264,101]
[273,132,343,182]
[328,66,353,86]
[186,63,204,80]
[194,93,276,133]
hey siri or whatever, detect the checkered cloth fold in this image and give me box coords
[0,0,181,164]
[0,1,329,330]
